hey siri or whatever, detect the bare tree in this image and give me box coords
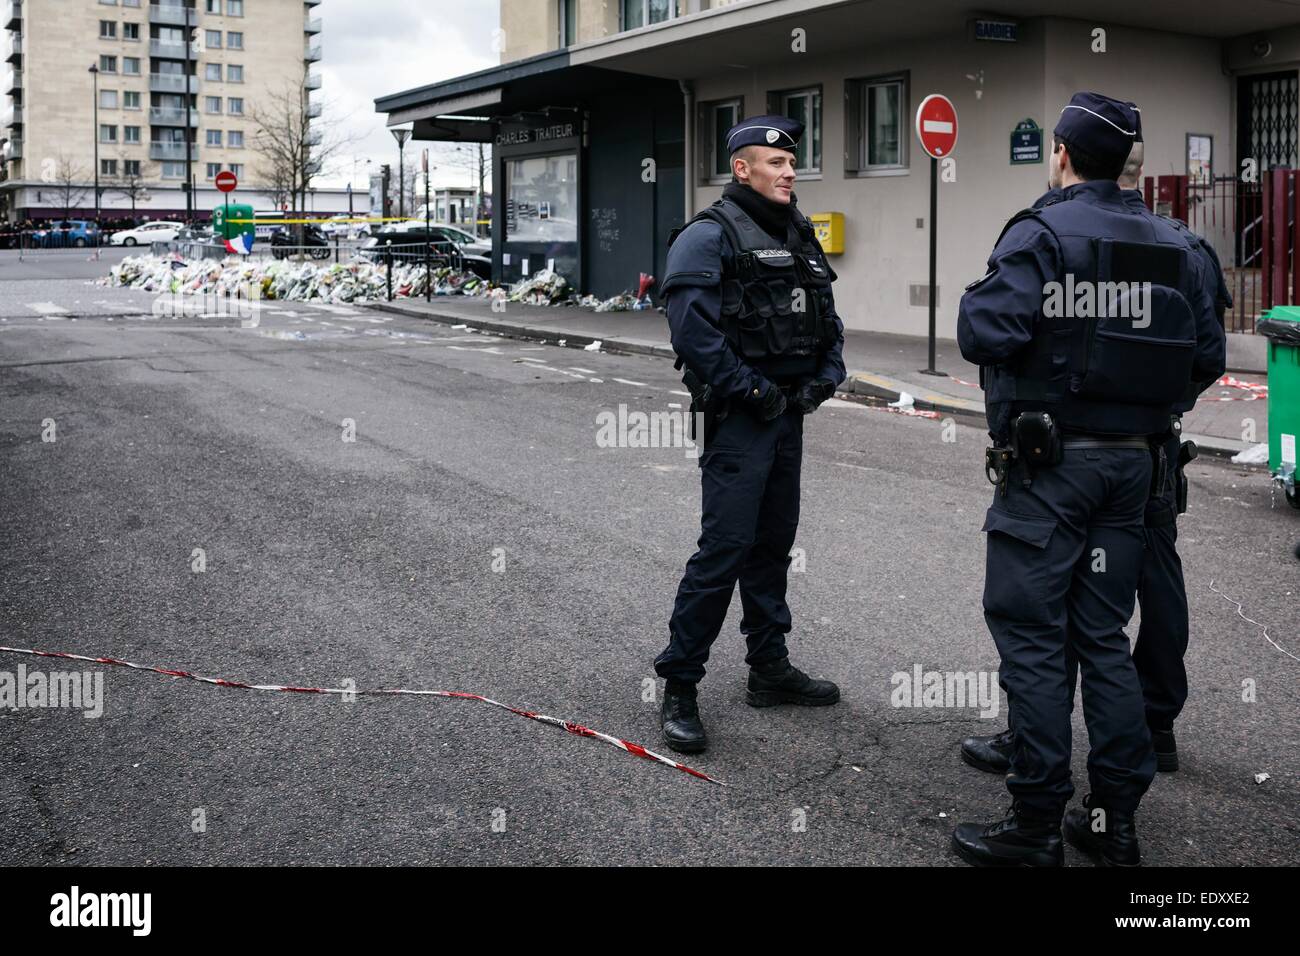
[248,67,356,223]
[50,152,91,219]
[112,155,150,219]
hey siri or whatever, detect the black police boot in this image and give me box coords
[661,680,707,754]
[951,803,1064,868]
[1151,728,1179,772]
[960,727,1014,774]
[745,659,840,707]
[1064,795,1141,867]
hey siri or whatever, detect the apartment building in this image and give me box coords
[1,0,324,222]
[375,0,1300,339]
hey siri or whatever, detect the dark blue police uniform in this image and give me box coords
[653,115,846,753]
[951,93,1223,867]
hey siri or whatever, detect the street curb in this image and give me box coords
[367,300,1254,462]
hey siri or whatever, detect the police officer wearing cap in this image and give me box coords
[653,114,846,754]
[951,92,1223,866]
[958,107,1228,789]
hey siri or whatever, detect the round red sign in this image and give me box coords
[215,170,238,193]
[915,94,958,159]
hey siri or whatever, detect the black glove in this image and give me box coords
[794,378,836,415]
[746,380,787,421]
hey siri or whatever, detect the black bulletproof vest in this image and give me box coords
[670,199,837,379]
[984,193,1199,436]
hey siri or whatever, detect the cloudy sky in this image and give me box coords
[312,0,499,189]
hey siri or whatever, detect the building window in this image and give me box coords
[100,125,118,143]
[99,55,117,72]
[124,159,141,176]
[205,63,222,81]
[506,154,578,243]
[205,96,222,113]
[205,0,221,12]
[124,23,140,41]
[124,91,141,109]
[227,32,244,50]
[227,97,243,115]
[99,20,117,38]
[229,163,243,178]
[123,57,141,75]
[206,162,222,179]
[228,130,243,148]
[98,0,117,5]
[101,159,118,177]
[701,97,742,182]
[205,30,222,49]
[227,0,244,16]
[769,87,821,174]
[123,0,140,7]
[206,129,223,147]
[100,90,119,109]
[162,161,185,179]
[227,64,243,83]
[621,0,675,30]
[558,0,576,46]
[846,73,909,174]
[124,126,141,143]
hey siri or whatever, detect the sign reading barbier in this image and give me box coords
[494,121,577,147]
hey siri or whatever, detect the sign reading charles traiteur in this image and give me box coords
[1010,118,1043,164]
[494,121,577,148]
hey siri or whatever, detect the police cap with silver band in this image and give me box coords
[1053,92,1139,168]
[725,114,804,155]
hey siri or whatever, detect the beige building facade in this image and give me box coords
[1,0,323,220]
[382,0,1300,339]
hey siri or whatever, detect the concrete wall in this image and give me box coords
[687,16,1233,339]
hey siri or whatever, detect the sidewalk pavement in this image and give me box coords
[367,295,1267,459]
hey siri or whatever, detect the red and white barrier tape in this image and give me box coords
[1204,375,1269,402]
[0,645,725,786]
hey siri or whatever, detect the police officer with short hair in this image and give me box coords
[959,111,1228,784]
[654,115,846,754]
[952,92,1224,866]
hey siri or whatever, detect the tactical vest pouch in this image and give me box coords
[1073,239,1196,407]
[730,249,799,359]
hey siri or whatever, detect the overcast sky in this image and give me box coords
[305,0,499,189]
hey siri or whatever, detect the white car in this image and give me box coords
[110,221,184,246]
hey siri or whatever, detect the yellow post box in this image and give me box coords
[808,212,844,255]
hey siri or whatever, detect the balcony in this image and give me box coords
[5,136,20,159]
[306,100,321,118]
[149,72,198,94]
[304,70,321,90]
[306,128,322,146]
[304,16,322,34]
[5,2,20,32]
[5,33,20,63]
[6,68,19,93]
[149,140,197,161]
[149,107,198,127]
[150,38,188,59]
[304,40,322,62]
[3,104,20,126]
[304,0,321,7]
[149,2,192,28]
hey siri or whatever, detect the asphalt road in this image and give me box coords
[0,273,1296,865]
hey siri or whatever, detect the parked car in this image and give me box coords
[358,226,489,275]
[110,220,185,246]
[31,220,103,248]
[271,223,332,260]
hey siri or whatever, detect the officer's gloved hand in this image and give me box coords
[746,380,787,421]
[794,378,836,415]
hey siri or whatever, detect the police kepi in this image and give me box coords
[653,114,846,754]
[953,92,1223,866]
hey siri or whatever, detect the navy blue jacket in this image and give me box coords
[662,217,846,400]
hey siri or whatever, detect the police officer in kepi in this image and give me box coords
[653,114,846,754]
[958,106,1229,787]
[952,92,1225,867]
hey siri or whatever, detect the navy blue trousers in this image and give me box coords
[983,447,1157,819]
[656,407,804,684]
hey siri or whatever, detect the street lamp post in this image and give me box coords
[89,64,100,255]
[391,127,411,219]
